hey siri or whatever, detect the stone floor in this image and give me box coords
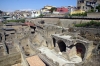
[38,46,82,66]
[11,63,21,66]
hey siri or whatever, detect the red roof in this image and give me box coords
[56,7,68,13]
[26,55,45,66]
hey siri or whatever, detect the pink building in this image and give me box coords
[56,7,68,13]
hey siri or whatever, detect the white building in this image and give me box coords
[31,10,41,18]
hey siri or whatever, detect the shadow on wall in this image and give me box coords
[53,38,56,47]
[0,33,2,42]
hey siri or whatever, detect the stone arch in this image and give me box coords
[57,40,66,52]
[75,43,86,60]
[52,38,56,47]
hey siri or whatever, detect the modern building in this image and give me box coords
[77,0,100,11]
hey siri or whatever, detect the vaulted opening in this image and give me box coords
[75,43,86,60]
[30,26,36,30]
[98,45,100,50]
[53,38,56,47]
[57,40,66,52]
[0,33,2,42]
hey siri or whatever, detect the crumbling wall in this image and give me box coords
[75,51,100,66]
[0,52,21,66]
[77,28,100,41]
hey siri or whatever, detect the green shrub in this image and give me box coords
[39,14,44,17]
[96,4,100,12]
[74,20,100,28]
[71,12,87,16]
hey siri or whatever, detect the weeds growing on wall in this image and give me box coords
[74,20,100,28]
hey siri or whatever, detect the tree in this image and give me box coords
[49,7,57,13]
[39,14,44,17]
[96,4,100,12]
[0,10,3,14]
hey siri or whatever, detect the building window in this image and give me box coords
[77,6,81,9]
[81,0,84,3]
[86,7,87,9]
[60,10,63,12]
[79,0,84,3]
[83,6,84,9]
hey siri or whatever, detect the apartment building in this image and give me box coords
[77,0,100,11]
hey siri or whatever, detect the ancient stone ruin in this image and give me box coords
[0,18,100,66]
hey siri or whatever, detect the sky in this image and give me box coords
[0,0,77,12]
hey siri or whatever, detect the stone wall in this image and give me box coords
[0,52,21,66]
[26,18,60,25]
[87,13,100,18]
[78,28,100,35]
[26,18,92,28]
[59,19,91,28]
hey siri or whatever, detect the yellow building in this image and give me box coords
[70,10,85,15]
[41,8,49,12]
[44,5,54,10]
[42,5,55,12]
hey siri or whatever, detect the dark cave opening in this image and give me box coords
[75,43,86,59]
[53,38,56,47]
[57,41,66,52]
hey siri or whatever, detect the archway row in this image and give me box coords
[52,38,86,60]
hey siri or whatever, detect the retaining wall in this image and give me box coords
[26,18,95,28]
